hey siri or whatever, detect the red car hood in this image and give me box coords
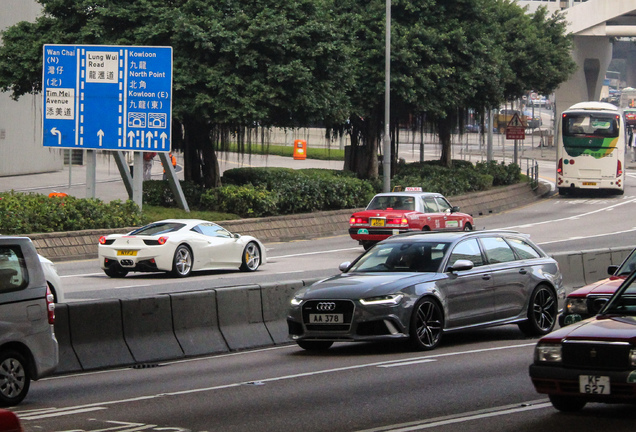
[542,315,636,343]
[567,276,625,298]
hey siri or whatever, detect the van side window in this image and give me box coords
[0,246,28,291]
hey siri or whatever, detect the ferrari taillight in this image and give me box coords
[158,236,168,245]
[99,236,107,244]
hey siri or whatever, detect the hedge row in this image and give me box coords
[143,161,520,218]
[0,192,142,235]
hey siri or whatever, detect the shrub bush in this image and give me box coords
[0,191,142,235]
[200,185,278,218]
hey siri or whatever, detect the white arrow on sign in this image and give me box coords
[128,131,135,148]
[160,132,168,149]
[51,127,62,145]
[146,131,153,148]
[97,129,104,146]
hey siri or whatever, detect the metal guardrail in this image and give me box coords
[525,158,539,190]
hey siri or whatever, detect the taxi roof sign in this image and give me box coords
[404,187,423,192]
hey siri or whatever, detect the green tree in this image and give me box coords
[0,0,352,187]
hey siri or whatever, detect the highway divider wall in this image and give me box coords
[52,245,630,375]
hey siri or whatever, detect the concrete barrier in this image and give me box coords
[216,285,274,350]
[261,281,305,344]
[551,251,585,293]
[581,249,613,285]
[68,300,135,370]
[50,246,634,376]
[52,303,81,373]
[170,290,229,356]
[121,296,184,363]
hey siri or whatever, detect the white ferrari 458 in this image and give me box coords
[98,219,266,278]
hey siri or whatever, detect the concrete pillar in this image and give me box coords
[555,36,613,118]
[625,50,636,88]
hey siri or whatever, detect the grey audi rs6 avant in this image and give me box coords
[287,230,564,351]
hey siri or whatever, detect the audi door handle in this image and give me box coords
[519,269,528,274]
[482,274,491,280]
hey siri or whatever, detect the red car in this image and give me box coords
[530,269,636,412]
[348,190,474,250]
[624,108,636,127]
[559,248,636,326]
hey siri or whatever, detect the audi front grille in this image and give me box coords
[302,300,355,331]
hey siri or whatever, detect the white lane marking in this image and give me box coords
[61,272,104,278]
[537,227,636,246]
[355,400,551,432]
[502,197,636,230]
[377,359,437,368]
[270,247,361,259]
[25,343,535,419]
[18,406,106,420]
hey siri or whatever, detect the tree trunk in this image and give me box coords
[438,117,453,168]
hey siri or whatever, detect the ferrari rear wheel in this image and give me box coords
[104,267,128,278]
[240,242,261,272]
[171,245,193,278]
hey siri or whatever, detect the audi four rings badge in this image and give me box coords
[316,302,336,311]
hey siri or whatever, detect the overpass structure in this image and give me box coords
[553,1,636,115]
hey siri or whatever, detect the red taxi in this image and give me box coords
[559,247,636,326]
[348,189,474,250]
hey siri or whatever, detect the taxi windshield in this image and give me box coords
[367,195,416,211]
[601,277,636,316]
[350,241,449,273]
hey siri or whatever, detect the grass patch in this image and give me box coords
[141,205,240,225]
[219,142,345,160]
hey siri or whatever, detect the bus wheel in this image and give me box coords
[558,187,570,196]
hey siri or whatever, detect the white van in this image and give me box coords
[0,237,58,406]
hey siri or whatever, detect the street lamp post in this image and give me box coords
[382,0,391,193]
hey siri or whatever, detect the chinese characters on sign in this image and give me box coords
[42,45,172,151]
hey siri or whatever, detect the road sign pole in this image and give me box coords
[133,152,143,209]
[86,150,96,198]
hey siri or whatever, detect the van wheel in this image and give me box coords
[0,350,31,407]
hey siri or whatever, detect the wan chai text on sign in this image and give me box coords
[42,45,173,152]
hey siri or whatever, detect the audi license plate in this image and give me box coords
[309,314,344,324]
[370,218,385,227]
[579,375,610,394]
[117,250,138,256]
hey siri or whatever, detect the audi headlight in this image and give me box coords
[534,343,562,363]
[360,294,404,306]
[290,297,303,306]
[565,298,588,315]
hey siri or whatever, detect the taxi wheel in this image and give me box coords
[0,350,31,407]
[104,267,128,278]
[463,223,473,231]
[362,241,376,251]
[549,395,586,412]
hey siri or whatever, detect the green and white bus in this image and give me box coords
[556,102,625,195]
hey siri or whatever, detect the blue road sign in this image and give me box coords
[42,45,172,152]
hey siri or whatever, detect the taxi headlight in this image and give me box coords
[534,343,562,363]
[360,294,404,306]
[565,298,588,315]
[630,349,636,367]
